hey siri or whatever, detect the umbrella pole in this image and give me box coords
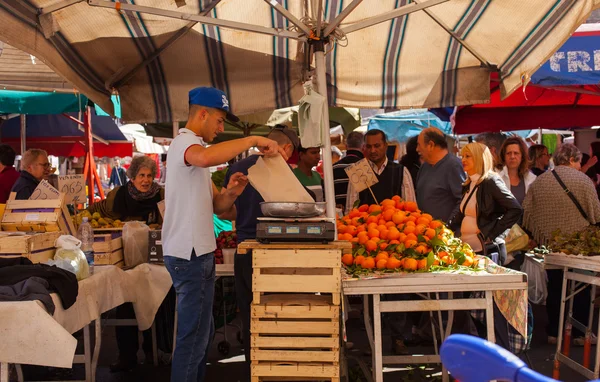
[20,114,26,154]
[314,44,336,220]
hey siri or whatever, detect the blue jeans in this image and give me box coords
[165,251,215,382]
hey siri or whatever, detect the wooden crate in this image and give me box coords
[1,197,75,235]
[252,249,342,305]
[0,232,59,263]
[251,294,340,382]
[93,233,124,267]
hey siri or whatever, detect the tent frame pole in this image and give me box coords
[82,106,105,205]
[20,114,26,155]
[313,41,336,220]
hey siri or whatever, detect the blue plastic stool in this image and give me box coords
[440,334,600,382]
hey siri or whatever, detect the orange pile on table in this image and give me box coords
[337,196,479,276]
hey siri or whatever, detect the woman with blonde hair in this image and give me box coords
[451,142,522,262]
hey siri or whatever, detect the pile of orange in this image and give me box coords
[337,196,477,273]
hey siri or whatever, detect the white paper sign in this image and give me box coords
[344,158,378,193]
[58,175,86,204]
[29,180,60,201]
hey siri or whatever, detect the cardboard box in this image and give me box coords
[148,230,163,263]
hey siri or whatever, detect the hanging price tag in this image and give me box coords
[58,175,86,204]
[29,180,60,201]
[344,158,378,193]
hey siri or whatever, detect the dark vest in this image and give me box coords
[359,162,404,205]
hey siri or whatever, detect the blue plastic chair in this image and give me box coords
[440,334,600,382]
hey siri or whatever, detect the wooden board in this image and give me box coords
[94,249,124,265]
[0,249,55,263]
[0,232,60,254]
[252,362,339,378]
[253,249,340,268]
[92,236,122,254]
[252,350,339,363]
[545,253,600,272]
[1,196,75,235]
[238,240,352,254]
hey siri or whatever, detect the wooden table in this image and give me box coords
[544,253,600,380]
[342,270,527,382]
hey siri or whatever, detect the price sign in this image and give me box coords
[29,180,61,201]
[58,175,86,204]
[344,158,379,193]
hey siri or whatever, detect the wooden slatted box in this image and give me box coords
[1,196,75,235]
[0,232,60,263]
[238,241,351,306]
[251,294,340,382]
[93,233,124,268]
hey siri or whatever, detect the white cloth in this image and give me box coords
[0,264,172,368]
[162,128,215,260]
[345,163,415,213]
[298,91,326,148]
[497,166,536,194]
[460,174,482,253]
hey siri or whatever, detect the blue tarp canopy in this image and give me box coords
[367,109,452,143]
[0,90,88,115]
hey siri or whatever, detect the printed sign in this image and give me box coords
[29,180,60,201]
[344,158,378,193]
[58,175,86,204]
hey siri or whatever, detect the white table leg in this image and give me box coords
[15,364,23,382]
[84,323,92,382]
[362,295,374,353]
[485,291,496,343]
[0,363,8,382]
[373,294,383,382]
[91,319,101,382]
[554,267,569,378]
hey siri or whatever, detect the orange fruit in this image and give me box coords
[386,257,402,269]
[342,233,354,241]
[342,254,354,266]
[351,237,359,243]
[424,228,436,239]
[348,209,361,218]
[376,259,388,269]
[366,216,379,225]
[405,220,416,226]
[367,222,378,231]
[385,221,396,228]
[338,225,347,234]
[356,225,366,233]
[368,204,382,214]
[382,209,395,222]
[397,233,407,243]
[379,242,388,250]
[386,227,399,240]
[377,224,387,232]
[367,229,380,239]
[405,239,418,248]
[403,225,416,235]
[346,225,358,236]
[429,220,444,229]
[403,258,418,271]
[354,255,366,266]
[406,216,417,223]
[417,258,428,270]
[377,219,386,226]
[422,213,433,221]
[351,217,362,226]
[415,245,430,255]
[404,201,418,212]
[389,239,401,245]
[441,256,455,265]
[362,257,375,269]
[358,204,369,212]
[357,232,369,245]
[405,233,418,242]
[392,212,406,225]
[417,217,431,226]
[438,250,449,258]
[375,252,389,263]
[382,198,395,207]
[365,240,378,252]
[392,195,401,202]
[462,256,474,267]
[415,224,427,235]
[379,230,389,240]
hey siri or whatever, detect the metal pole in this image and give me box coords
[20,114,26,154]
[314,45,336,220]
[173,121,179,138]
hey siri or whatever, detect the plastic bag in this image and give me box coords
[54,235,89,280]
[123,221,150,267]
[521,257,547,305]
[505,224,529,253]
[45,259,77,275]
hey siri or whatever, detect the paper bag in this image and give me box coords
[247,155,313,202]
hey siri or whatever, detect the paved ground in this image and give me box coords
[21,304,593,381]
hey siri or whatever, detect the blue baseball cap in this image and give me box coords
[189,87,239,122]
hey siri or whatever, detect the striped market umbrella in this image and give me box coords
[1,0,598,218]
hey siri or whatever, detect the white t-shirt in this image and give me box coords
[162,128,216,259]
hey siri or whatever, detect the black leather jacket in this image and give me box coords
[450,174,523,247]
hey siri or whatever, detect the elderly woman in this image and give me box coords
[498,137,536,206]
[452,142,522,262]
[523,144,600,345]
[89,156,165,372]
[88,155,164,225]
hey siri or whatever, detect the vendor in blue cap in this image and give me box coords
[162,87,286,382]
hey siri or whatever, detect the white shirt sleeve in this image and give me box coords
[401,167,416,202]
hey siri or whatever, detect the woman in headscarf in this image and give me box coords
[88,155,163,225]
[523,144,600,345]
[88,155,166,372]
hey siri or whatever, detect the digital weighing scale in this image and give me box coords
[256,217,336,243]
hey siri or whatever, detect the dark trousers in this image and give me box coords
[115,303,153,362]
[234,251,253,382]
[546,269,591,338]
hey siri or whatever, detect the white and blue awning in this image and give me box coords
[0,0,598,124]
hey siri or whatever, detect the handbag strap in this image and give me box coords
[460,182,480,216]
[551,169,589,221]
